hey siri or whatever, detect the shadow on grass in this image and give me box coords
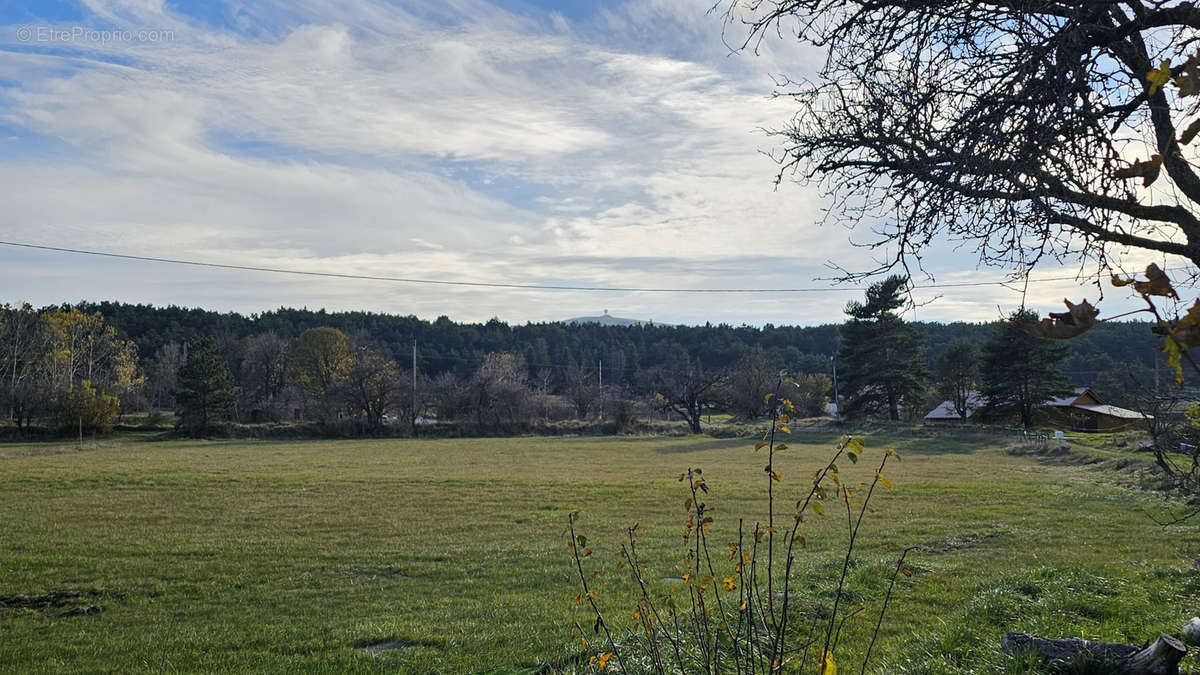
[652,437,762,454]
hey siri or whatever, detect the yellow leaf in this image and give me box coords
[779,425,791,434]
[820,649,837,675]
[754,442,767,451]
[684,498,692,511]
[775,443,788,451]
[812,501,825,516]
[879,476,894,490]
[1148,59,1173,95]
[739,599,747,611]
[901,568,913,577]
[1164,336,1185,385]
[771,469,782,482]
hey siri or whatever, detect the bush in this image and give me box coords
[55,380,120,434]
[565,390,909,673]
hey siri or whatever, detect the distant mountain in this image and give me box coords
[564,312,649,327]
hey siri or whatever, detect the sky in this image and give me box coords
[0,0,1189,326]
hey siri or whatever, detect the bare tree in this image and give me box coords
[726,1,1200,276]
[726,350,777,420]
[340,346,403,431]
[238,332,291,421]
[148,342,186,411]
[563,359,598,419]
[648,356,725,434]
[0,304,45,430]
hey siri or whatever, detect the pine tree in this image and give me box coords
[837,275,928,420]
[175,337,235,436]
[980,310,1072,428]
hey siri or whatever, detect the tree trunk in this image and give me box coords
[1002,632,1186,674]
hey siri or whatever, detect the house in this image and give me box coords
[923,392,985,423]
[923,387,1151,431]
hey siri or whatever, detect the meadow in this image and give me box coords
[2,429,1200,673]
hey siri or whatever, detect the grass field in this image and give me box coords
[2,430,1200,673]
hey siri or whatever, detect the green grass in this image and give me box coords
[0,432,1198,673]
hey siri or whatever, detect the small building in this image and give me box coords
[923,392,985,423]
[923,387,1151,432]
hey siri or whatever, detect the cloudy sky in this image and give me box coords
[0,0,1185,325]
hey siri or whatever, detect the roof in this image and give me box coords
[1071,403,1151,420]
[923,388,1151,421]
[924,392,985,420]
[1044,387,1092,407]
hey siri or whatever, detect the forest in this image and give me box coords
[0,297,1174,437]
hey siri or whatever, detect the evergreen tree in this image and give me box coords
[979,310,1072,428]
[838,276,928,420]
[176,337,236,436]
[935,339,978,421]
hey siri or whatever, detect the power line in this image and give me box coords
[0,239,1089,293]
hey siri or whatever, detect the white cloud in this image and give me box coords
[3,0,1079,325]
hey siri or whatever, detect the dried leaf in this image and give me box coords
[1182,118,1200,144]
[1015,298,1100,340]
[1178,74,1198,97]
[1113,154,1163,186]
[1135,263,1178,299]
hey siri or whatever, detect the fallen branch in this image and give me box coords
[1001,631,1186,674]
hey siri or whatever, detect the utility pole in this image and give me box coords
[831,354,840,422]
[598,359,604,422]
[411,340,418,436]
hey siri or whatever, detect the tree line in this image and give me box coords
[0,298,1174,436]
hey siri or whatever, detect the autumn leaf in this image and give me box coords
[1178,74,1198,97]
[1148,60,1173,95]
[754,441,767,451]
[1015,298,1100,340]
[811,501,825,516]
[1113,154,1163,186]
[775,443,788,451]
[820,649,837,675]
[1182,118,1200,145]
[1137,263,1178,299]
[879,475,894,490]
[1164,335,1186,385]
[771,469,782,482]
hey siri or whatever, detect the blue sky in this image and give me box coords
[0,0,1177,325]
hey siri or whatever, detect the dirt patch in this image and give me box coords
[919,530,1008,554]
[355,636,440,656]
[0,589,117,617]
[358,641,408,656]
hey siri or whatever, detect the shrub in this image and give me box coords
[565,386,910,673]
[55,380,120,434]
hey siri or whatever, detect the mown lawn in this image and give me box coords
[1,431,1199,673]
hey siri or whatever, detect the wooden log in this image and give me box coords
[1001,632,1186,674]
